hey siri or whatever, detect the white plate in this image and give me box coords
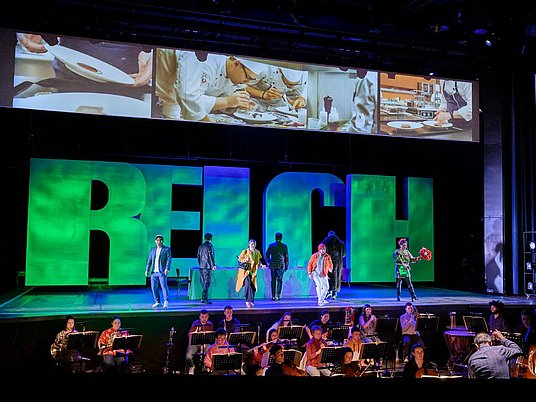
[234,111,277,123]
[422,120,454,129]
[275,106,299,116]
[44,44,135,85]
[13,92,150,117]
[387,121,424,131]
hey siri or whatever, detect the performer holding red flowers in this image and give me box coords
[393,238,421,302]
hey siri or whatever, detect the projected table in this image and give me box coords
[188,267,316,300]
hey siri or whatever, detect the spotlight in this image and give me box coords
[528,282,534,290]
[485,39,493,47]
[527,262,532,271]
[473,28,488,35]
[530,241,536,250]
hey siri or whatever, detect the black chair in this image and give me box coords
[176,268,190,297]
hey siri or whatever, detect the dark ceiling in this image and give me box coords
[2,0,535,78]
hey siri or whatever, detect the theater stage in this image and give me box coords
[0,282,534,382]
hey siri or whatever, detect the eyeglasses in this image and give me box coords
[241,63,256,82]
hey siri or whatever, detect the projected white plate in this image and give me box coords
[387,121,423,131]
[13,92,150,117]
[422,120,454,129]
[234,111,277,123]
[275,106,299,116]
[44,44,135,85]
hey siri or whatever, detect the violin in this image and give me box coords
[281,362,307,376]
[415,367,439,378]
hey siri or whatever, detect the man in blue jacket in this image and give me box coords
[145,234,172,308]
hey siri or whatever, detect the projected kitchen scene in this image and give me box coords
[379,73,477,141]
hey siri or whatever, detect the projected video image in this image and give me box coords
[13,32,153,118]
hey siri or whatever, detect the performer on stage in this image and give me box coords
[237,239,266,309]
[321,230,346,300]
[265,232,289,301]
[145,234,172,308]
[197,232,217,304]
[307,243,333,307]
[393,238,421,301]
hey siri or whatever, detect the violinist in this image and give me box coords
[340,346,363,377]
[402,344,437,378]
[265,344,307,376]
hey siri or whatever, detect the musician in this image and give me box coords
[343,326,362,360]
[393,238,420,302]
[264,344,286,376]
[359,304,381,343]
[97,316,130,371]
[218,305,241,335]
[468,330,523,379]
[515,309,536,355]
[340,346,362,377]
[203,328,237,374]
[185,309,214,375]
[264,343,307,376]
[266,311,293,342]
[305,325,330,376]
[306,309,332,339]
[402,344,437,378]
[488,300,509,332]
[399,302,424,363]
[50,315,81,370]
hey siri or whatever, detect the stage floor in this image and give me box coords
[1,283,534,322]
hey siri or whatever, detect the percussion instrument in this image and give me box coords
[443,330,475,369]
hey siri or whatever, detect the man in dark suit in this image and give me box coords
[322,230,346,300]
[145,234,172,308]
[197,232,217,304]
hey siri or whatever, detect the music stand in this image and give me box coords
[359,341,388,373]
[268,349,301,366]
[111,335,143,368]
[212,352,243,375]
[191,331,217,373]
[278,325,304,341]
[328,325,350,345]
[463,316,489,334]
[228,331,256,347]
[319,347,344,375]
[66,331,99,351]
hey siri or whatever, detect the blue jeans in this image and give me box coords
[151,272,169,303]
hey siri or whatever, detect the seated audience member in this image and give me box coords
[305,325,330,376]
[468,329,523,379]
[204,328,237,374]
[185,309,214,375]
[402,344,437,378]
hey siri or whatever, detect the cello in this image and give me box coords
[511,344,536,379]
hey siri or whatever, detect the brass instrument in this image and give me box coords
[345,306,355,326]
